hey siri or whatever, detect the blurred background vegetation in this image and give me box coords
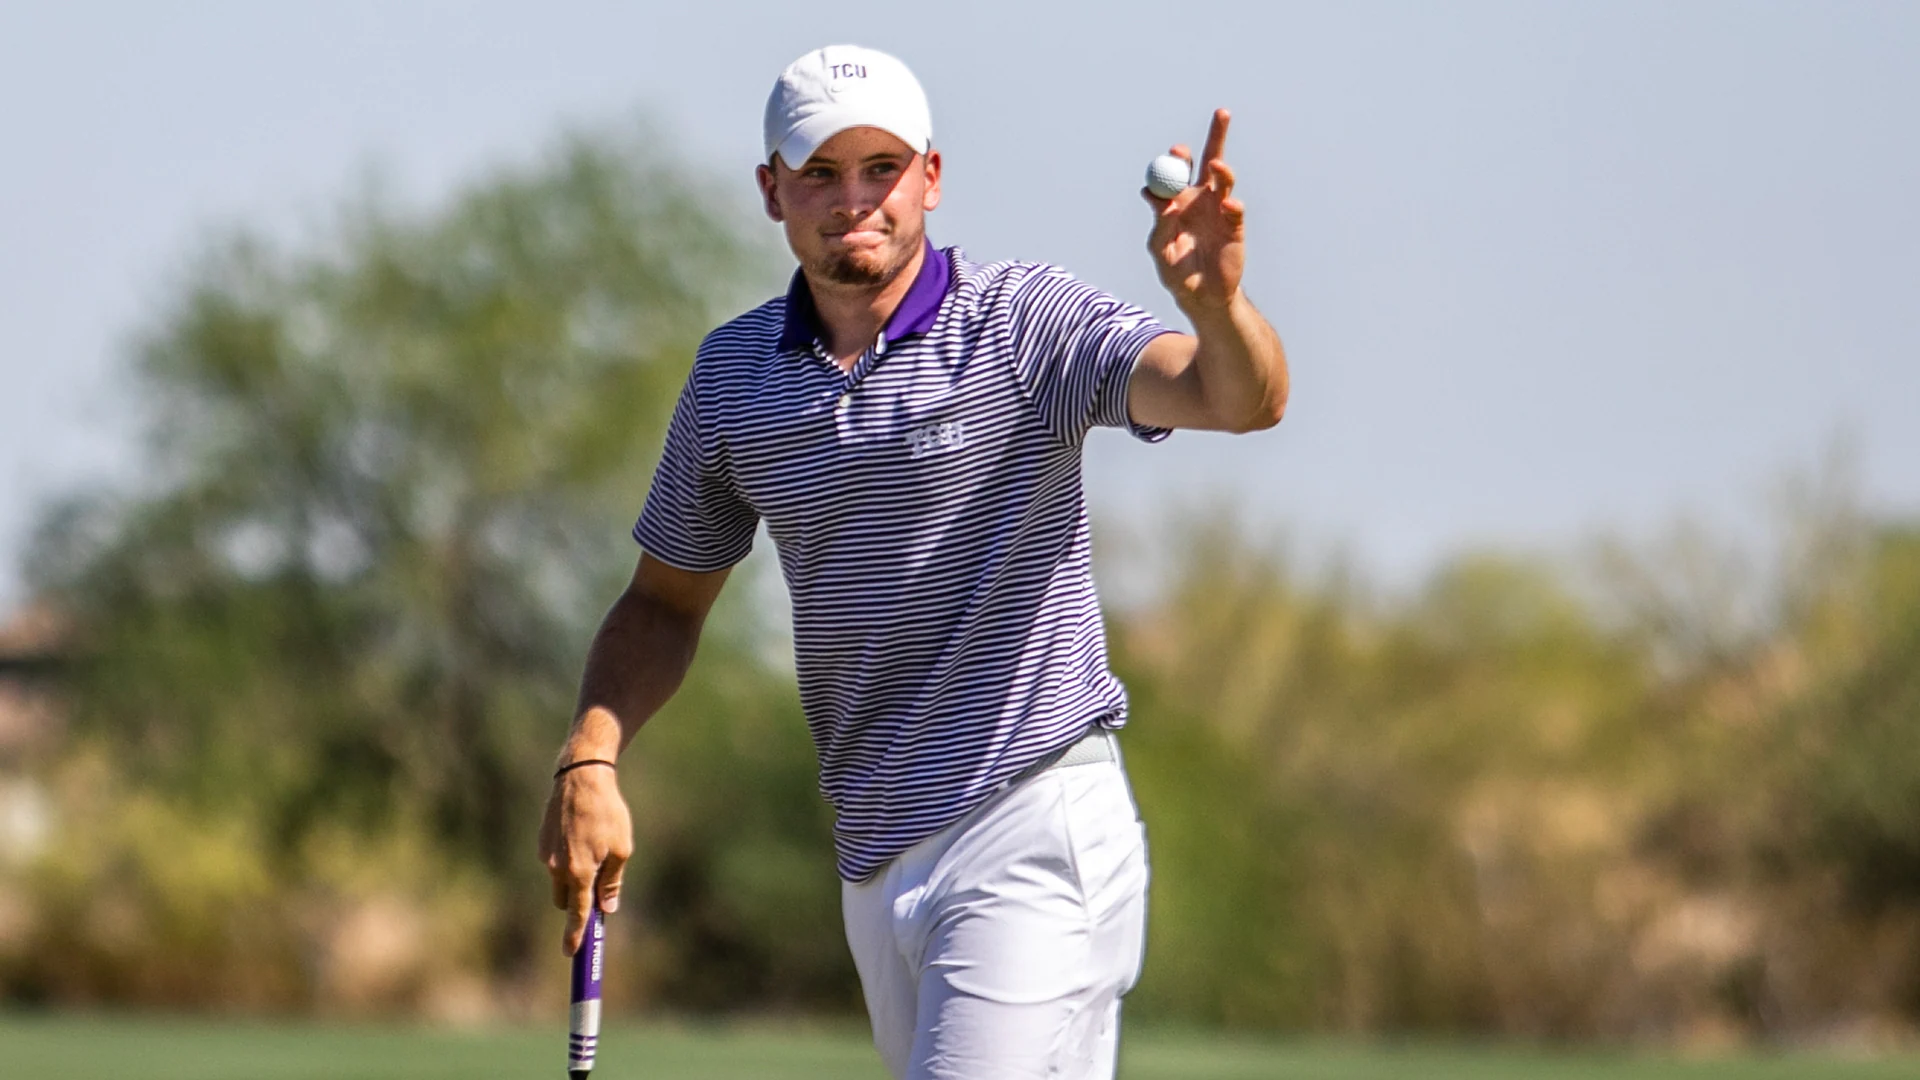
[0,121,1915,1052]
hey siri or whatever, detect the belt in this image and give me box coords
[1051,725,1119,768]
[1004,725,1118,792]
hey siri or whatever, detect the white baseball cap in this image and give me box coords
[763,45,933,168]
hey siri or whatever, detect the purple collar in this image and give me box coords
[778,240,952,353]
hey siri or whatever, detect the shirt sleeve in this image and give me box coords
[1005,264,1176,445]
[631,368,759,572]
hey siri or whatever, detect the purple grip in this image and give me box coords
[571,906,604,1004]
[569,906,604,1075]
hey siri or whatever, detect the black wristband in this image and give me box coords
[554,758,617,779]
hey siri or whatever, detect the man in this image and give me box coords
[539,44,1286,1079]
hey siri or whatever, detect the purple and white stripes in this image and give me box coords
[635,244,1172,881]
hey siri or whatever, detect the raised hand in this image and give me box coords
[1143,108,1246,314]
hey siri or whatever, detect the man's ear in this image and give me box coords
[921,150,942,213]
[756,162,784,222]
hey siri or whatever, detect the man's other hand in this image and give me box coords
[538,760,633,956]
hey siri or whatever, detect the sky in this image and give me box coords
[2,1,1917,612]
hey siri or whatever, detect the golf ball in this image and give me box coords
[1145,154,1192,199]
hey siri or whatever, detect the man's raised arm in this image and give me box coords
[1126,108,1290,434]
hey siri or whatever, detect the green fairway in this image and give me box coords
[1,1014,1916,1079]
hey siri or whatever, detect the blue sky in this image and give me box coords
[2,1,1916,611]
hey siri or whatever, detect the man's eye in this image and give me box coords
[804,169,834,181]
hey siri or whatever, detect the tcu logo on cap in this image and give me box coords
[828,63,868,80]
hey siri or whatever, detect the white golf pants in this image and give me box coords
[842,736,1150,1080]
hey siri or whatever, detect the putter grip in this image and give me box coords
[568,906,603,1078]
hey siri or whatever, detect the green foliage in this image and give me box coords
[1108,502,1920,1039]
[16,123,783,997]
[6,111,1919,1042]
[1784,529,1920,907]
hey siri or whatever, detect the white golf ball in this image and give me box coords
[1145,154,1192,199]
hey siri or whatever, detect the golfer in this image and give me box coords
[539,44,1287,1079]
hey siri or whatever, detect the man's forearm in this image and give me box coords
[1184,292,1288,432]
[559,590,704,764]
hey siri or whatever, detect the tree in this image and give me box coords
[25,122,775,979]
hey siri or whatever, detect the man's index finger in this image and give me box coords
[1201,109,1231,166]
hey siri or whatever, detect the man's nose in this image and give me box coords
[831,177,878,217]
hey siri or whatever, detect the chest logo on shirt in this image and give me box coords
[905,420,968,460]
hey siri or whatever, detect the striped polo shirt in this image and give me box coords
[634,241,1173,881]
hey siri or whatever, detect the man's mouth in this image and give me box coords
[828,227,889,246]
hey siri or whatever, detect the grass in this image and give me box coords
[1,1014,1916,1079]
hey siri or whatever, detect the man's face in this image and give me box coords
[757,126,942,288]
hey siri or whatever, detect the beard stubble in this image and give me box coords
[813,225,923,287]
